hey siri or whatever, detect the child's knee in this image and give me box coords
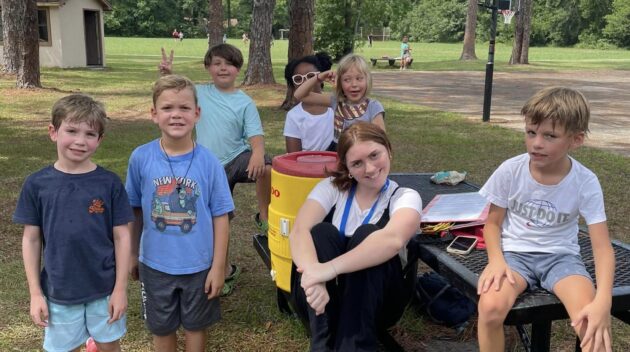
[478,295,512,326]
[94,340,120,352]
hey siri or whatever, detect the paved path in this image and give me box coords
[373,70,630,157]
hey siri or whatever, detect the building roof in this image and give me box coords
[38,1,112,11]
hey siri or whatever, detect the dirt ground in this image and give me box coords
[372,70,630,157]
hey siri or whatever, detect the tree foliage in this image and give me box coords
[313,0,407,60]
[105,0,210,38]
[101,0,628,50]
[397,0,468,43]
[313,0,354,60]
[603,0,630,48]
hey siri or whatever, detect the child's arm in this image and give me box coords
[477,204,517,294]
[22,225,48,327]
[129,207,143,281]
[572,221,614,351]
[247,135,267,180]
[285,137,302,153]
[372,114,386,131]
[108,224,132,324]
[205,214,229,299]
[293,70,335,106]
[289,199,330,315]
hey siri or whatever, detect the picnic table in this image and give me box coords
[252,172,630,351]
[370,56,413,68]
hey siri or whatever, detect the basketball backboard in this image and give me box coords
[498,0,511,10]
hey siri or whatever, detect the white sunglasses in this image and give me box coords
[292,71,320,85]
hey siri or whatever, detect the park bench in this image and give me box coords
[370,56,413,68]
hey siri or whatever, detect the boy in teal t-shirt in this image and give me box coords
[158,44,272,296]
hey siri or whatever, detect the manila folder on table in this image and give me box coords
[421,192,490,223]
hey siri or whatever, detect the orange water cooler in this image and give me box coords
[267,151,338,292]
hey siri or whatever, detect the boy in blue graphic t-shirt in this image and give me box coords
[14,94,134,352]
[126,75,234,351]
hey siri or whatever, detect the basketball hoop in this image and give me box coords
[500,10,515,24]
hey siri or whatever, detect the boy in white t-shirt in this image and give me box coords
[477,87,614,352]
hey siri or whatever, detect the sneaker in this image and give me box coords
[254,213,269,234]
[221,264,241,297]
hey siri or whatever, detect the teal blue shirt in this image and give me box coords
[195,84,264,165]
[400,42,410,58]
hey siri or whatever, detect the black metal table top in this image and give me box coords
[390,173,630,325]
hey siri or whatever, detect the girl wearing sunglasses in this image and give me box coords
[283,52,335,153]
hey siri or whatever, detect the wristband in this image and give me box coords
[330,261,338,277]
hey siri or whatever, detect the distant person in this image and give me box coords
[242,32,249,44]
[289,122,422,351]
[178,31,184,42]
[126,74,234,351]
[158,44,272,296]
[400,35,412,70]
[477,87,614,352]
[172,28,179,42]
[223,33,228,44]
[15,94,134,352]
[368,33,373,47]
[283,52,334,153]
[294,53,385,151]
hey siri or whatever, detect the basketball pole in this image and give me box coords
[481,0,499,122]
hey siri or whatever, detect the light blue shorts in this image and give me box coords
[504,251,592,293]
[43,295,126,352]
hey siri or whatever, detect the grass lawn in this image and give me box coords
[1,38,629,351]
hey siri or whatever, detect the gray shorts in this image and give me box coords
[223,150,272,193]
[139,263,220,336]
[504,251,592,293]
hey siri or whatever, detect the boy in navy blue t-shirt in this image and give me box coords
[14,94,134,352]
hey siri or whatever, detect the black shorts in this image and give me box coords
[139,263,220,335]
[223,150,272,192]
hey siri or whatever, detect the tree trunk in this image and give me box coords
[341,0,354,57]
[509,0,533,65]
[281,0,315,110]
[242,0,276,86]
[16,0,40,88]
[226,0,232,37]
[460,0,478,60]
[1,0,24,74]
[207,0,224,48]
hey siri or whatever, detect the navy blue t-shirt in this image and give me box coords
[13,166,134,305]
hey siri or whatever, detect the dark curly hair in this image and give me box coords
[284,52,333,89]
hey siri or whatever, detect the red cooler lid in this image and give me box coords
[272,151,338,178]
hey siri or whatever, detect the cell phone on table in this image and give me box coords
[446,235,478,255]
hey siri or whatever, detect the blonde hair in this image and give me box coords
[334,54,372,103]
[521,87,590,135]
[152,74,198,106]
[51,94,108,137]
[329,122,392,191]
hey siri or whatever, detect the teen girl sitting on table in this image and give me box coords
[289,122,422,351]
[294,54,385,151]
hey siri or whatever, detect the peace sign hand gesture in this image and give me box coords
[158,47,174,75]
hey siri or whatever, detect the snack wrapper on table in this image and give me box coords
[430,171,467,186]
